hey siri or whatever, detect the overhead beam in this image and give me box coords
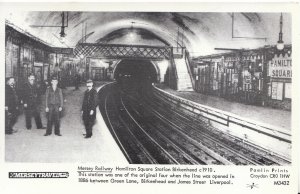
[214,48,244,51]
[79,42,172,49]
[74,43,172,60]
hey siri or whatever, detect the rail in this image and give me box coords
[96,82,115,93]
[153,85,291,144]
[97,81,133,163]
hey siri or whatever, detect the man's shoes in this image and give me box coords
[5,131,13,135]
[55,133,62,136]
[27,127,31,130]
[84,135,91,139]
[37,126,46,129]
[44,133,51,136]
[7,129,18,133]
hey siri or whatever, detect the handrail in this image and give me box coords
[172,55,179,81]
[169,50,178,90]
[153,85,291,144]
[184,49,195,90]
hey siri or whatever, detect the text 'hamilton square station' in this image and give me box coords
[5,12,292,165]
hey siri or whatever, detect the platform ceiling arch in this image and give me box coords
[7,12,291,56]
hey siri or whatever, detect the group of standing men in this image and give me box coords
[5,74,98,139]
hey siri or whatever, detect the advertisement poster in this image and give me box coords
[0,2,299,194]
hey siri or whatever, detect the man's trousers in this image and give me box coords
[46,105,61,135]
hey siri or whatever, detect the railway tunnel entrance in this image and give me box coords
[114,59,158,92]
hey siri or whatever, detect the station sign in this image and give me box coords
[52,47,73,55]
[269,55,292,79]
[34,62,43,67]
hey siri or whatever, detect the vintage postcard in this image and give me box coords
[0,2,299,194]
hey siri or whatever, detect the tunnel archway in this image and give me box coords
[113,59,159,92]
[113,59,159,83]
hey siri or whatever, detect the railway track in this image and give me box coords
[100,90,179,164]
[120,96,207,165]
[147,92,290,165]
[98,84,291,165]
[130,94,289,165]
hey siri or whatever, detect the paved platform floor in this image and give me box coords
[5,82,128,163]
[157,84,291,131]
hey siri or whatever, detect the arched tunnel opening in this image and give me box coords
[114,59,158,93]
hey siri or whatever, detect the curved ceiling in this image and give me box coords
[7,12,291,56]
[96,27,171,46]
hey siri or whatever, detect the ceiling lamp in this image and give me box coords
[128,21,137,41]
[59,12,67,37]
[276,13,284,51]
[60,26,66,38]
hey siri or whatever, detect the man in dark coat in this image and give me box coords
[5,77,19,134]
[81,80,98,138]
[44,76,64,136]
[22,74,45,130]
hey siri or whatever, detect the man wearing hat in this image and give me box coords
[81,79,98,138]
[44,76,64,136]
[5,77,19,134]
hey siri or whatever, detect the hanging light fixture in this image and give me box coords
[276,13,284,50]
[60,26,66,38]
[59,12,67,37]
[128,21,136,40]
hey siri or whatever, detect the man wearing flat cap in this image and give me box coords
[81,79,98,138]
[44,76,63,136]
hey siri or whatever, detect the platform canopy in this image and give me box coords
[7,12,291,56]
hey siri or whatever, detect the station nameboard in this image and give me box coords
[52,47,73,55]
[269,56,292,79]
[34,62,43,67]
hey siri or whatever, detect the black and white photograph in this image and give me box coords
[4,10,292,165]
[0,2,299,194]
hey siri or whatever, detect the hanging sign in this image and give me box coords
[269,56,292,78]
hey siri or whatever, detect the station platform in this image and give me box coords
[5,82,128,163]
[156,84,291,131]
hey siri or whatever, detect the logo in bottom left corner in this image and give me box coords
[9,172,69,179]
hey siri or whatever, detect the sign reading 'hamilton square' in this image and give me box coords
[269,56,292,78]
